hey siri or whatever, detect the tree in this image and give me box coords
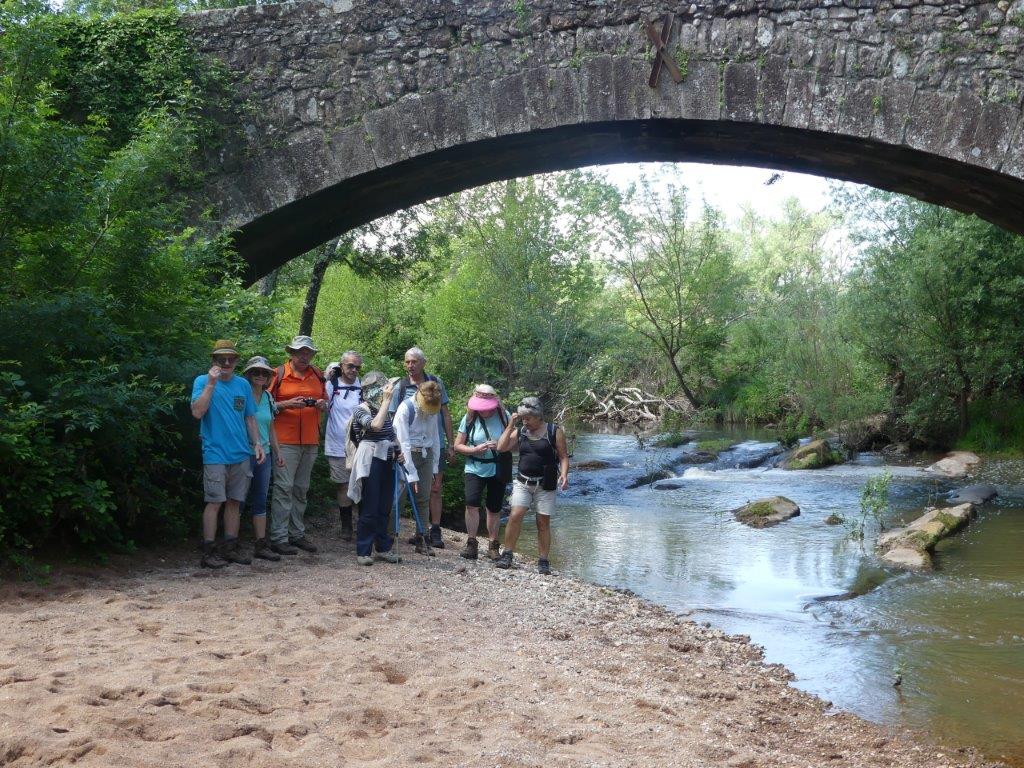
[610,177,743,409]
[843,190,1024,442]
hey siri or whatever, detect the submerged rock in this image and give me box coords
[781,439,844,470]
[876,503,977,569]
[733,497,800,528]
[947,483,997,505]
[573,459,613,471]
[925,451,980,478]
[654,480,685,490]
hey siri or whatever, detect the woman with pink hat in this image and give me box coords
[453,384,512,560]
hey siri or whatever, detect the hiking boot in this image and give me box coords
[459,538,478,560]
[357,555,374,566]
[200,542,228,569]
[487,539,501,560]
[290,536,318,553]
[340,508,353,542]
[375,550,402,564]
[494,550,513,570]
[253,538,280,562]
[414,533,436,557]
[270,541,298,556]
[429,525,444,549]
[221,539,252,565]
[537,558,552,576]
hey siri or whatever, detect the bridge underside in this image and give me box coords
[235,119,1024,283]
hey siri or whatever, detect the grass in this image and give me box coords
[697,438,736,454]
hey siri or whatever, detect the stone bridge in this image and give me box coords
[183,0,1024,281]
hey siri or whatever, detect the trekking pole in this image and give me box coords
[393,457,435,556]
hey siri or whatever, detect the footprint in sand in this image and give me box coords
[372,662,408,685]
[187,680,235,694]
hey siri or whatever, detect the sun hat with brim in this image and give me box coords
[360,371,388,408]
[242,356,275,376]
[517,396,544,418]
[467,384,501,412]
[212,339,239,357]
[285,334,319,353]
[415,389,442,417]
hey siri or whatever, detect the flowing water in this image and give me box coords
[512,428,1024,765]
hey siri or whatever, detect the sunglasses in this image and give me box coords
[214,356,238,366]
[249,371,271,378]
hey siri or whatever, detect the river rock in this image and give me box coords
[948,483,998,504]
[925,451,980,478]
[876,503,976,569]
[679,451,716,465]
[733,497,800,528]
[781,439,843,470]
[654,481,685,490]
[573,459,612,471]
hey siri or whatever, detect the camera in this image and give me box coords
[302,398,317,407]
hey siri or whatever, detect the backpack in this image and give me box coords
[343,402,372,470]
[390,373,440,413]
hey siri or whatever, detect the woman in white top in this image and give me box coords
[393,380,442,554]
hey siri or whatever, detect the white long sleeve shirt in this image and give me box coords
[393,398,441,484]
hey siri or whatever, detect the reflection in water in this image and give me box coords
[513,430,1024,765]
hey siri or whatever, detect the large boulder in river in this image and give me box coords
[734,497,800,528]
[948,484,998,505]
[781,439,844,470]
[925,451,980,478]
[876,503,976,569]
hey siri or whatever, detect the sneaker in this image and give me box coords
[487,539,501,560]
[537,558,552,575]
[290,536,318,553]
[375,550,402,564]
[429,525,444,549]
[270,541,298,556]
[221,539,252,565]
[357,555,374,566]
[414,533,436,557]
[459,538,478,560]
[253,538,281,562]
[200,542,228,569]
[494,550,513,569]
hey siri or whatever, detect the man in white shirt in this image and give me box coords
[324,351,363,541]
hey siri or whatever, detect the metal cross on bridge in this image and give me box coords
[647,13,684,88]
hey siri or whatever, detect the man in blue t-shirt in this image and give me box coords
[387,346,453,549]
[191,339,265,569]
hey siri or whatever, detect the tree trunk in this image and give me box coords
[667,355,700,410]
[298,249,332,336]
[257,268,279,296]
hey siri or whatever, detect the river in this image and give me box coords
[510,427,1024,766]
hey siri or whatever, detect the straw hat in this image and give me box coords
[211,339,239,357]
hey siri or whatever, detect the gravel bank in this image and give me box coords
[0,517,1000,768]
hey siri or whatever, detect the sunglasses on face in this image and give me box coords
[249,371,270,378]
[214,356,238,366]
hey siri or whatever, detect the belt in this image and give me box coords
[517,473,543,486]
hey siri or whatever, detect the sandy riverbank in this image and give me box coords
[0,516,1000,768]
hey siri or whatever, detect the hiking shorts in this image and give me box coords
[328,456,351,484]
[204,460,252,503]
[510,478,556,517]
[464,472,505,514]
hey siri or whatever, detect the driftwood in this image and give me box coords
[581,388,693,424]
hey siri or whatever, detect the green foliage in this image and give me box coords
[851,470,891,540]
[0,2,273,564]
[653,431,690,448]
[956,398,1024,456]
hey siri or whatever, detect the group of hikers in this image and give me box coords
[190,335,570,574]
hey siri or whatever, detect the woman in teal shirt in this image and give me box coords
[454,384,511,561]
[243,356,285,561]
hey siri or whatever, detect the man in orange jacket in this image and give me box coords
[269,335,327,555]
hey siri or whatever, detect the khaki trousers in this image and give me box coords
[270,444,318,544]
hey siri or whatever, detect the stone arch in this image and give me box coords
[183,0,1024,282]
